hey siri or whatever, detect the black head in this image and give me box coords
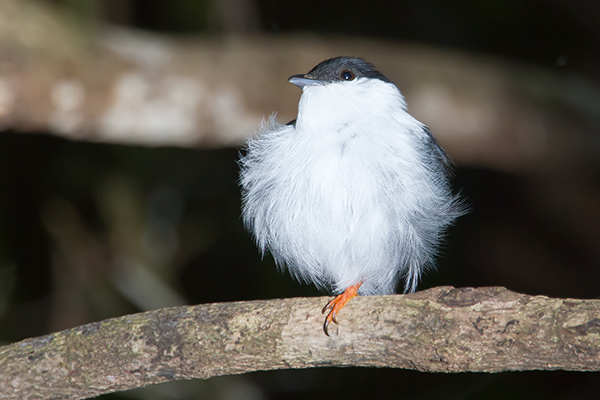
[289,57,390,87]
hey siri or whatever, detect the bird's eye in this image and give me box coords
[340,69,355,81]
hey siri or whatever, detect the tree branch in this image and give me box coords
[1,286,599,399]
[1,0,599,173]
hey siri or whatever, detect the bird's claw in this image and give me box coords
[320,282,362,336]
[322,305,338,336]
[323,314,334,336]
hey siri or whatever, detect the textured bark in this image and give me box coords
[1,0,599,173]
[1,286,599,399]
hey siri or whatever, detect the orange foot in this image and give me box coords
[322,282,363,336]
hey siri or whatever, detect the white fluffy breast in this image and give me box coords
[296,78,407,132]
[240,78,460,296]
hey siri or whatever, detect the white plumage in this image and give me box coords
[240,57,462,301]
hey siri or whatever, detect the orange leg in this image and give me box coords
[322,282,363,336]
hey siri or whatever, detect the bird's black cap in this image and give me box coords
[289,57,391,87]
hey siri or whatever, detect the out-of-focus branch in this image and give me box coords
[1,286,599,399]
[1,0,599,173]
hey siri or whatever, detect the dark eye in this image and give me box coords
[340,69,355,81]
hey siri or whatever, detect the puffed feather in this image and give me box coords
[239,61,462,296]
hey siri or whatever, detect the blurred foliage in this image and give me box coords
[48,0,600,78]
[2,1,600,399]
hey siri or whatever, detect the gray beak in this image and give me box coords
[288,74,324,88]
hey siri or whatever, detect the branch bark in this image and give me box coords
[1,286,599,399]
[1,0,599,173]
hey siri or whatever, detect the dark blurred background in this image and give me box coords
[1,0,599,399]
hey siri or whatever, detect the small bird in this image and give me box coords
[239,57,463,335]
